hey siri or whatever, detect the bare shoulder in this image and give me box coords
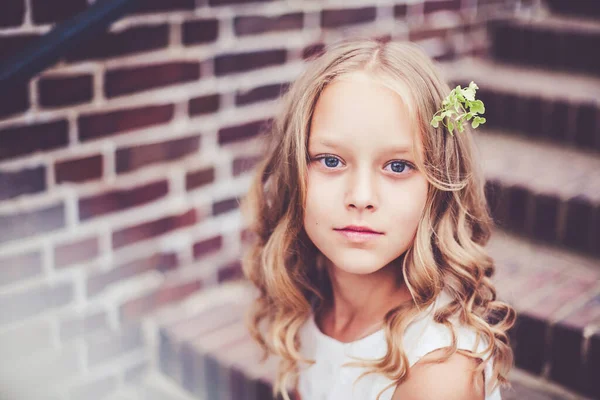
[391,348,485,400]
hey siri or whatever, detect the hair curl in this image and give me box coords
[240,38,516,400]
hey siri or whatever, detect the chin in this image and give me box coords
[325,252,389,275]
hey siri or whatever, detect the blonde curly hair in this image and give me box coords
[240,37,516,400]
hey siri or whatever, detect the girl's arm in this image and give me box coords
[391,348,485,400]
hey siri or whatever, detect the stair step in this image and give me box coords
[488,229,600,397]
[155,254,600,400]
[477,129,600,202]
[474,129,600,257]
[505,368,594,400]
[543,0,600,21]
[440,57,600,152]
[486,14,600,76]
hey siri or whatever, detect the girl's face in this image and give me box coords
[304,71,429,275]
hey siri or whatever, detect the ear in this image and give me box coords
[391,348,485,400]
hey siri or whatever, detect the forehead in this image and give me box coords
[309,71,420,153]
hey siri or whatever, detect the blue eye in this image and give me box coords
[385,161,412,174]
[317,156,342,168]
[312,155,415,175]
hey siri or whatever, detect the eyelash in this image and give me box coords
[311,155,416,175]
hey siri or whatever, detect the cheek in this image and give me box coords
[305,172,336,219]
[387,179,429,224]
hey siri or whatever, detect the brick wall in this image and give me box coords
[0,0,518,399]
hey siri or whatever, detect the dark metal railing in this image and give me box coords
[0,0,139,92]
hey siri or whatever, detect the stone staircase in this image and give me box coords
[115,1,600,399]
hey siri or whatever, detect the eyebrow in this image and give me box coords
[312,138,413,155]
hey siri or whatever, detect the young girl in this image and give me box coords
[240,38,516,400]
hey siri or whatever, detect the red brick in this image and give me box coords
[112,209,197,249]
[424,0,461,13]
[546,0,600,19]
[506,185,531,235]
[548,100,571,143]
[131,0,195,14]
[86,323,143,366]
[549,323,586,393]
[563,196,594,254]
[105,62,200,98]
[218,119,271,145]
[573,103,598,149]
[235,82,289,106]
[87,252,177,297]
[234,13,303,36]
[564,31,600,75]
[54,236,100,268]
[302,43,325,60]
[0,281,73,325]
[0,33,40,60]
[31,0,87,24]
[485,180,508,227]
[65,25,169,62]
[321,7,376,28]
[0,81,29,119]
[0,119,68,161]
[585,330,600,398]
[116,135,200,174]
[240,228,256,246]
[55,154,103,184]
[184,321,250,395]
[188,94,220,117]
[0,202,65,244]
[78,104,174,142]
[513,313,547,374]
[59,311,109,341]
[182,19,219,45]
[394,4,408,18]
[532,194,560,244]
[0,166,46,200]
[186,167,215,191]
[214,49,286,76]
[232,155,261,176]
[192,235,222,259]
[0,0,25,27]
[522,96,546,138]
[159,302,244,378]
[213,197,239,215]
[79,180,168,221]
[38,74,93,107]
[120,280,202,320]
[473,88,498,129]
[217,261,243,283]
[409,27,452,42]
[595,205,600,257]
[0,250,43,288]
[501,92,523,133]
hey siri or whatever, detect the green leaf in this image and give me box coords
[470,100,484,114]
[441,110,454,118]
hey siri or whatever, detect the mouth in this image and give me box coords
[334,226,384,242]
[335,225,383,234]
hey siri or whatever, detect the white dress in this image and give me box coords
[297,289,502,400]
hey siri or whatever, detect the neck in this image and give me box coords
[321,257,413,334]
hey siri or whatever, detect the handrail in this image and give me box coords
[0,0,139,92]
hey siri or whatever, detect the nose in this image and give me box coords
[346,167,378,211]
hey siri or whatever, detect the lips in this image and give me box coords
[336,225,382,234]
